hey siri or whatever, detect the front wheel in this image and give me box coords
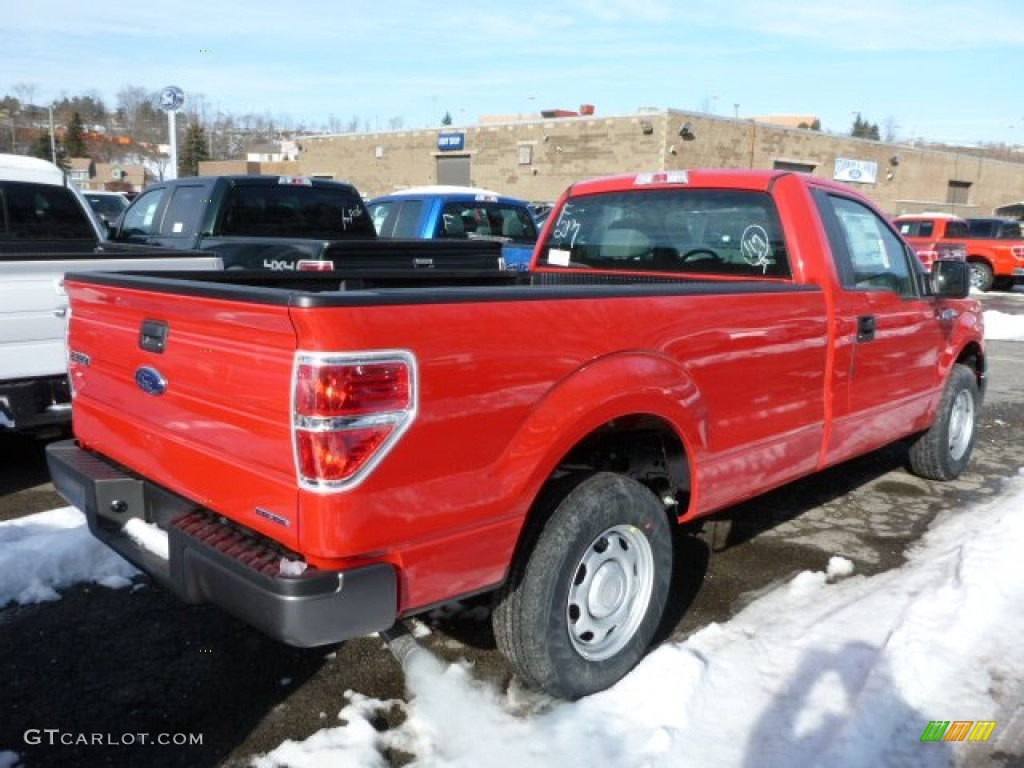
[492,473,673,699]
[907,364,979,480]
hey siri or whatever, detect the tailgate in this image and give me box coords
[66,277,302,548]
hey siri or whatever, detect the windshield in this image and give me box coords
[539,188,790,277]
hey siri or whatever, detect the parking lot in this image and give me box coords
[1,291,1022,768]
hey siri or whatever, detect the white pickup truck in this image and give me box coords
[0,154,222,435]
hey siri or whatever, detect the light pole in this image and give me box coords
[48,105,57,165]
[159,86,185,180]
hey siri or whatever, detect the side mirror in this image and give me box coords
[931,259,969,299]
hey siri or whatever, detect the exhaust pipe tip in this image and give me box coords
[380,621,428,670]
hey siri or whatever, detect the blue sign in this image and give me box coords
[159,86,185,112]
[437,132,465,151]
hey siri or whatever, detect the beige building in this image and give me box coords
[295,109,1024,217]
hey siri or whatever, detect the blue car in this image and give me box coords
[366,185,538,270]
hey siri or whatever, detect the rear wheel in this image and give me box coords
[492,472,673,699]
[968,260,994,292]
[908,364,979,480]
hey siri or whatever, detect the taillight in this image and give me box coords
[1012,246,1024,262]
[916,249,937,268]
[293,351,416,490]
[297,260,335,271]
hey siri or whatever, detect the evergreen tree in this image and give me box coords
[441,111,452,126]
[178,118,210,177]
[850,113,880,140]
[30,130,54,162]
[65,111,88,158]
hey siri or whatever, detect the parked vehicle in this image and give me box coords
[894,212,1023,291]
[107,174,508,272]
[81,189,130,226]
[0,154,222,436]
[964,216,1024,290]
[48,169,983,699]
[367,185,538,269]
[892,212,968,271]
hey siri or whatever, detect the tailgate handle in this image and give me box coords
[139,319,168,353]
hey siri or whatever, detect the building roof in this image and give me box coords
[750,114,820,129]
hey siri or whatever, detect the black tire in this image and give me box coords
[492,472,673,699]
[968,260,994,292]
[908,364,979,480]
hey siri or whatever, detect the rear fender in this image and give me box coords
[494,351,707,521]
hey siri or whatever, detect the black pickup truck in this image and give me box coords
[105,174,507,271]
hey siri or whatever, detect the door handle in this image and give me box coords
[937,308,960,322]
[857,315,876,342]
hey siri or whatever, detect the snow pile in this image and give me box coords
[984,310,1024,341]
[253,471,1024,767]
[0,506,137,608]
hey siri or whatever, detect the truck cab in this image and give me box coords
[366,185,538,270]
[108,175,376,269]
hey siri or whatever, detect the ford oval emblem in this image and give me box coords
[135,366,167,396]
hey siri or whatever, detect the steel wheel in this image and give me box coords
[948,388,975,461]
[567,524,655,661]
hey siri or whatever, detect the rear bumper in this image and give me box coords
[0,376,71,432]
[45,439,397,647]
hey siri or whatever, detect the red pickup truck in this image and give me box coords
[894,212,1024,292]
[47,170,985,700]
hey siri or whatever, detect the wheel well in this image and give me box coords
[502,416,690,598]
[956,342,986,391]
[550,414,690,511]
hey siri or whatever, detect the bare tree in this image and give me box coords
[116,85,153,134]
[12,82,37,109]
[882,116,900,143]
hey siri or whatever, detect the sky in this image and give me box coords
[3,0,1024,146]
[1,310,1022,767]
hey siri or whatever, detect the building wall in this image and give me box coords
[297,109,1024,216]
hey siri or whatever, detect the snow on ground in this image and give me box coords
[984,310,1024,341]
[1,309,1021,767]
[0,507,137,608]
[251,471,1024,768]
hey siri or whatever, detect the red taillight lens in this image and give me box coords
[296,362,411,417]
[296,427,394,482]
[293,352,416,490]
[297,260,335,271]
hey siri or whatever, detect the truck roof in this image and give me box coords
[894,212,966,221]
[564,168,848,197]
[370,185,526,202]
[0,153,68,186]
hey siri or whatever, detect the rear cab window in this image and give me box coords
[220,181,373,239]
[538,188,791,277]
[438,200,538,242]
[0,182,96,241]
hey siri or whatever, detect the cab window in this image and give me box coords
[822,194,919,296]
[120,187,166,237]
[160,185,204,237]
